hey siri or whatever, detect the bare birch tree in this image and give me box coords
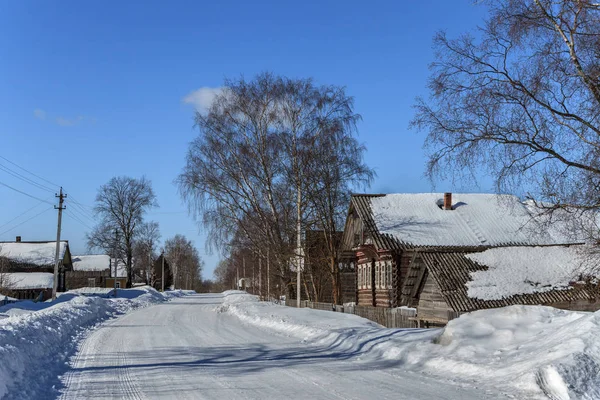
[412,0,600,236]
[178,72,372,299]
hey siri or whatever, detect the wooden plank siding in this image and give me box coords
[417,272,453,322]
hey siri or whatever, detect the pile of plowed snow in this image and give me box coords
[220,291,600,400]
[0,287,192,399]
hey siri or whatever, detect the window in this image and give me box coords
[116,282,121,289]
[375,262,379,289]
[87,278,96,288]
[380,262,385,289]
[367,265,371,289]
[387,262,392,289]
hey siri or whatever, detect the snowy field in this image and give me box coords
[0,289,598,399]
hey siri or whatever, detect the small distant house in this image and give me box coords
[105,258,128,289]
[0,236,72,299]
[68,254,111,289]
[339,193,595,325]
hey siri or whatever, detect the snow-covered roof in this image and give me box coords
[5,273,54,289]
[368,193,578,248]
[419,247,598,312]
[0,241,68,266]
[466,246,594,300]
[72,255,110,271]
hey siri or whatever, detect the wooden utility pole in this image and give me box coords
[161,249,165,292]
[258,254,262,299]
[52,187,66,300]
[113,229,119,298]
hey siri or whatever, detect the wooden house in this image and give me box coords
[339,193,593,324]
[0,237,73,299]
[67,254,111,289]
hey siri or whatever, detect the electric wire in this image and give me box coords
[0,196,54,231]
[0,207,54,237]
[0,180,55,205]
[0,163,56,193]
[0,155,59,188]
[64,209,94,231]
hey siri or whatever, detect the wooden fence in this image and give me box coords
[284,299,422,328]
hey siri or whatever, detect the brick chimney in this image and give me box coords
[443,192,453,210]
[15,236,21,242]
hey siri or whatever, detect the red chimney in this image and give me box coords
[443,192,453,210]
[15,236,21,242]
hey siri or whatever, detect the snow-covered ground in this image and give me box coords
[219,291,600,400]
[0,287,192,399]
[2,290,598,399]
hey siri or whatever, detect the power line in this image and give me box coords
[64,209,94,231]
[0,180,55,205]
[68,196,96,220]
[0,207,53,237]
[0,196,54,231]
[0,155,59,188]
[67,203,96,224]
[0,163,55,193]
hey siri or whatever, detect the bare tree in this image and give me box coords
[164,234,203,290]
[178,72,372,299]
[413,0,600,231]
[132,221,161,284]
[87,176,158,287]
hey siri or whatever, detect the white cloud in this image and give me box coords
[182,87,223,113]
[33,109,46,120]
[55,116,85,127]
[33,108,92,127]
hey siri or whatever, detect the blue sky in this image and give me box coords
[0,1,490,278]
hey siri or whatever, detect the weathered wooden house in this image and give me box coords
[68,254,111,288]
[0,237,73,299]
[340,193,593,324]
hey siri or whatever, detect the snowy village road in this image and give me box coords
[58,293,499,400]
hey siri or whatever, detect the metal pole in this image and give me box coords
[52,187,66,300]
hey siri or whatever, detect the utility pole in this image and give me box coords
[52,187,66,300]
[267,248,270,301]
[113,229,119,298]
[161,249,165,292]
[243,256,246,291]
[258,253,262,299]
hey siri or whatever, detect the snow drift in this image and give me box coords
[219,291,600,399]
[0,287,192,399]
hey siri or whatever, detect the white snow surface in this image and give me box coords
[0,241,68,266]
[219,293,600,400]
[466,246,589,300]
[5,290,600,399]
[72,254,110,271]
[0,286,191,399]
[370,193,575,247]
[4,272,54,289]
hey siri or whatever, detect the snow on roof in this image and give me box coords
[465,246,593,300]
[0,242,68,266]
[72,255,110,271]
[5,273,54,289]
[370,193,574,248]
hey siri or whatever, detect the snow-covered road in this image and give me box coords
[58,293,500,400]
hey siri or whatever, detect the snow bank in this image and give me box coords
[0,287,193,399]
[219,292,600,399]
[466,246,587,300]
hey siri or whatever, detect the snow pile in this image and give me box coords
[466,246,588,300]
[219,292,600,399]
[0,287,192,399]
[370,193,572,247]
